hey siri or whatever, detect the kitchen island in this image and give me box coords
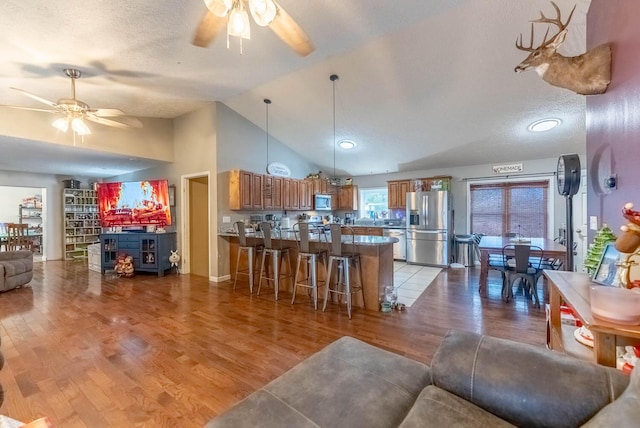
[219,230,398,312]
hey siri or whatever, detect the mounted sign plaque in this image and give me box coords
[267,162,291,177]
[492,163,523,174]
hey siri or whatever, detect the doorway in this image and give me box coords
[183,174,210,277]
[0,185,47,261]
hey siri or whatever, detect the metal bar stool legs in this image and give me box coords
[233,245,259,293]
[257,222,293,301]
[232,221,262,293]
[323,254,363,319]
[258,248,293,300]
[291,252,327,310]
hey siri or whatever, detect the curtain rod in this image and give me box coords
[461,171,556,181]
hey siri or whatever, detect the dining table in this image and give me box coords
[477,235,567,297]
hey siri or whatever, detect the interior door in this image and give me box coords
[188,176,209,277]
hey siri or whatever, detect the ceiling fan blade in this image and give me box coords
[269,1,315,57]
[86,114,142,129]
[88,108,126,117]
[0,104,56,113]
[10,87,58,108]
[192,9,227,47]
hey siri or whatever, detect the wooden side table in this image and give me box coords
[545,270,640,367]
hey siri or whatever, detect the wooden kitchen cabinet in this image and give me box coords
[412,176,452,192]
[230,170,263,210]
[299,180,314,210]
[338,185,358,211]
[346,226,383,236]
[387,179,411,209]
[284,178,300,210]
[263,175,283,210]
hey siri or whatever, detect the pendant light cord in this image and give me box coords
[264,98,271,168]
[330,74,339,179]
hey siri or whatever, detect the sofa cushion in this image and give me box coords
[398,386,515,428]
[0,260,29,276]
[582,366,640,428]
[431,329,629,428]
[207,336,432,428]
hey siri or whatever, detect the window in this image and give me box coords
[469,180,549,238]
[359,187,388,220]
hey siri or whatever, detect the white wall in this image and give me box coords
[0,186,42,223]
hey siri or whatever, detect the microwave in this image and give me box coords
[314,194,332,211]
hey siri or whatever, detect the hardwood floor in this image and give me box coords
[0,261,547,427]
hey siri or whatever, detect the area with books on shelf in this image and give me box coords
[63,188,100,260]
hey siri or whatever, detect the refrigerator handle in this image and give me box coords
[423,193,428,228]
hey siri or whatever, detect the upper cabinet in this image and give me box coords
[338,185,358,211]
[299,180,314,210]
[387,180,411,210]
[263,175,283,210]
[229,170,263,210]
[230,170,356,211]
[411,176,452,192]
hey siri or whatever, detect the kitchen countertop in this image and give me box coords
[218,230,398,246]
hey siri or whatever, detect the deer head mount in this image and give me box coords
[515,1,611,95]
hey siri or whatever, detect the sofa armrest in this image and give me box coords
[431,329,629,428]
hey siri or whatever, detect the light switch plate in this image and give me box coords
[222,216,231,223]
[590,216,598,230]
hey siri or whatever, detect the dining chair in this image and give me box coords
[502,244,543,308]
[7,223,28,251]
[0,223,8,251]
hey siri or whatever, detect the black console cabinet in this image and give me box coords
[100,232,177,277]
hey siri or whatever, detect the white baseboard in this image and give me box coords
[210,274,231,282]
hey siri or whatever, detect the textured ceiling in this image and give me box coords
[0,0,592,178]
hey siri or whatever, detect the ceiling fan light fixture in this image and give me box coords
[52,117,69,133]
[71,117,91,135]
[228,2,251,39]
[205,0,232,17]
[248,0,277,26]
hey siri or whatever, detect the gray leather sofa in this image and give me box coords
[0,250,33,293]
[207,329,639,428]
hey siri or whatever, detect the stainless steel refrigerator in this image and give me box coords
[406,191,451,266]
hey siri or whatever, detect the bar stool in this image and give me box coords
[233,221,263,293]
[322,224,364,319]
[291,222,328,310]
[258,222,293,301]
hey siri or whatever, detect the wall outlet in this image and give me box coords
[590,216,598,230]
[222,216,231,223]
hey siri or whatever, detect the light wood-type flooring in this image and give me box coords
[0,261,547,427]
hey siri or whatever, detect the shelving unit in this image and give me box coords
[19,204,43,254]
[63,188,100,260]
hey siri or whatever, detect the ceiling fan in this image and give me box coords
[193,0,315,56]
[2,68,143,135]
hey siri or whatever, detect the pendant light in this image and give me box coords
[329,74,340,187]
[263,98,272,198]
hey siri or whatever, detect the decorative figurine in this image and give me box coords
[169,250,180,275]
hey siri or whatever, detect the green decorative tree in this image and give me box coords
[584,225,617,276]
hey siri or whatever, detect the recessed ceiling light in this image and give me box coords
[528,118,561,132]
[338,139,357,149]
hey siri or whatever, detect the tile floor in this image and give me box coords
[392,261,442,307]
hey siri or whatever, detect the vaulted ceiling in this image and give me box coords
[0,0,591,178]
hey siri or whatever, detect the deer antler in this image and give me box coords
[515,1,576,52]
